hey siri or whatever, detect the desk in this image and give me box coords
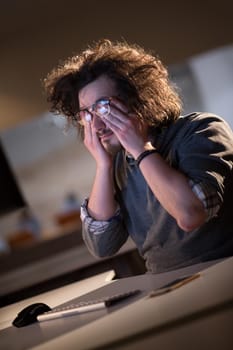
[1,258,232,350]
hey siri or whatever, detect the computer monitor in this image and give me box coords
[0,139,26,217]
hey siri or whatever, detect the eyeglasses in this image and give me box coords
[74,97,112,126]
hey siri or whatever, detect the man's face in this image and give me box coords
[78,75,122,155]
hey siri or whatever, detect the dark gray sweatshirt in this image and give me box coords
[81,113,233,273]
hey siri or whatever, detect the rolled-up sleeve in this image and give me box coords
[189,179,222,221]
[80,198,129,258]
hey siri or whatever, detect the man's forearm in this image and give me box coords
[137,152,207,231]
[88,165,118,220]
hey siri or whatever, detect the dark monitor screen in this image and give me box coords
[0,139,26,217]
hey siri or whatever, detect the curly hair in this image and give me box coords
[44,39,182,131]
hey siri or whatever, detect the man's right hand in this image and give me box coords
[83,119,113,169]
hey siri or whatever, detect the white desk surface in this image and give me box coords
[1,258,232,350]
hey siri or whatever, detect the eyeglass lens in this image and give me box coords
[95,99,110,117]
[79,98,111,124]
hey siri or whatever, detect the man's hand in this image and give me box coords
[83,117,113,168]
[102,97,147,158]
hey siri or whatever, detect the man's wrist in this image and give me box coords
[130,142,156,160]
[135,149,158,166]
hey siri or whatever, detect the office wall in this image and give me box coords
[1,0,232,131]
[190,45,233,127]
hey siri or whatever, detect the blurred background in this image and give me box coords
[0,0,232,255]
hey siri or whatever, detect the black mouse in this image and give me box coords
[12,302,52,328]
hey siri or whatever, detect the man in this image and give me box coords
[44,39,233,273]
